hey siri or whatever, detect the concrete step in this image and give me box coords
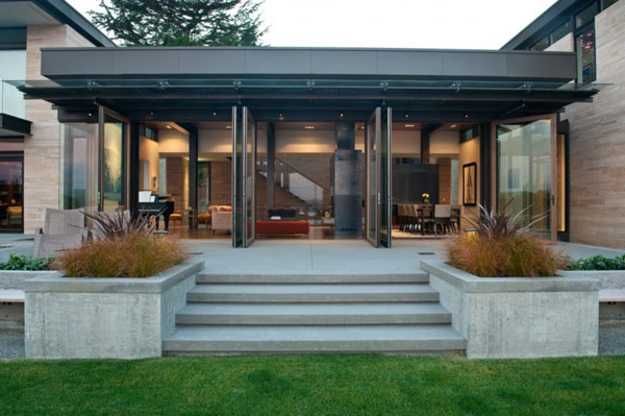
[196,273,430,285]
[186,283,439,303]
[163,324,466,354]
[176,303,451,325]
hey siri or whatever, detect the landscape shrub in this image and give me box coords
[56,233,185,278]
[567,254,625,271]
[447,203,565,277]
[0,254,52,271]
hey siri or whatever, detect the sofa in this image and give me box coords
[210,205,232,234]
[256,220,309,236]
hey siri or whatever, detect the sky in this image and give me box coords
[67,0,558,49]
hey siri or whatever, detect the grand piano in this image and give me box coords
[137,192,175,231]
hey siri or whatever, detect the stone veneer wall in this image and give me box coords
[560,2,625,248]
[24,25,95,234]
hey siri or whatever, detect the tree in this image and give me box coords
[89,0,265,47]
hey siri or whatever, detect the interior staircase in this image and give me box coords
[163,271,466,355]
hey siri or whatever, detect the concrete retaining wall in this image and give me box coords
[24,260,203,359]
[422,261,599,359]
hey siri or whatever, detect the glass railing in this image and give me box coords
[257,157,331,218]
[0,79,26,119]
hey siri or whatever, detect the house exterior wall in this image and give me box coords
[24,24,96,234]
[561,1,625,248]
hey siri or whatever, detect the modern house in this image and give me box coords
[1,0,622,249]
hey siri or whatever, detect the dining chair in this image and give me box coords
[434,204,452,235]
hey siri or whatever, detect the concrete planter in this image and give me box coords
[0,270,60,290]
[421,260,599,359]
[560,270,625,289]
[24,260,203,359]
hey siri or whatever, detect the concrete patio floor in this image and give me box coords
[183,238,624,275]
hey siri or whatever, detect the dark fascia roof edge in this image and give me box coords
[30,0,115,47]
[39,47,578,82]
[501,0,581,50]
[0,113,32,136]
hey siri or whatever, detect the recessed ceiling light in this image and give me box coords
[304,125,315,130]
[404,124,416,128]
[339,113,344,118]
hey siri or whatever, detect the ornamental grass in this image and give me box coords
[447,202,566,277]
[57,233,185,278]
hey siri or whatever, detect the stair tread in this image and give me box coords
[196,273,429,284]
[189,283,436,295]
[178,302,449,316]
[165,324,464,343]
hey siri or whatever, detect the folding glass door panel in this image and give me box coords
[366,108,380,246]
[232,106,256,248]
[365,107,392,248]
[495,115,557,240]
[380,107,392,248]
[98,106,128,212]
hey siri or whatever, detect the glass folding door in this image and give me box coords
[232,106,256,248]
[495,115,557,240]
[98,106,128,212]
[365,107,392,248]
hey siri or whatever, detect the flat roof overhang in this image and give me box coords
[41,47,578,81]
[20,47,597,122]
[0,113,31,138]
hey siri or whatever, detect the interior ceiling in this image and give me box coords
[0,2,58,27]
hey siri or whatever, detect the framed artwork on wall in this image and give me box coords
[463,162,477,206]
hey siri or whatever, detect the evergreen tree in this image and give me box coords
[89,0,265,46]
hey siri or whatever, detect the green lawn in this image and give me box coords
[2,355,625,415]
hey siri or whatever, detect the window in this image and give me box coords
[61,123,99,210]
[531,36,550,51]
[550,21,572,44]
[496,119,553,238]
[601,0,619,10]
[576,28,596,83]
[576,2,598,28]
[0,153,23,232]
